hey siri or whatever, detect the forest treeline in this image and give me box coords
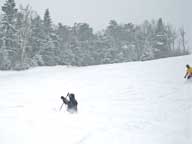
[0,0,189,70]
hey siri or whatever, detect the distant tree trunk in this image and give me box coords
[16,5,33,69]
[180,28,186,53]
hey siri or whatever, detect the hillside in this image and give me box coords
[0,55,192,144]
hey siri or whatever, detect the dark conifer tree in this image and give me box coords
[0,0,18,69]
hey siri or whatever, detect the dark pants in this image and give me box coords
[187,75,192,79]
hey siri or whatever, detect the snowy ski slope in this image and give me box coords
[0,55,192,144]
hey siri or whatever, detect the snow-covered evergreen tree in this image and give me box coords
[153,18,170,58]
[29,15,45,66]
[55,23,74,65]
[140,20,155,60]
[41,9,57,66]
[0,0,18,69]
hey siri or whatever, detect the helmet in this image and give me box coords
[69,93,75,99]
[186,64,190,68]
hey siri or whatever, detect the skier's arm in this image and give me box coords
[63,98,69,104]
[184,71,188,78]
[73,100,78,106]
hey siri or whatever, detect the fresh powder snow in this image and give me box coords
[0,55,192,144]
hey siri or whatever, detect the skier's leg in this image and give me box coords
[187,75,192,79]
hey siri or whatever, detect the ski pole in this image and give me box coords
[66,92,69,98]
[59,103,64,111]
[59,92,70,111]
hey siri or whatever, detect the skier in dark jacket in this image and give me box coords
[61,93,78,113]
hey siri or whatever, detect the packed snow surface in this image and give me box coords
[0,55,192,144]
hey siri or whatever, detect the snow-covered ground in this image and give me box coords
[0,55,192,144]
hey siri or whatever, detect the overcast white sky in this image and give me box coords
[1,0,192,46]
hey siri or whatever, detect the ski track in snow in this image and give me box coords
[0,55,192,144]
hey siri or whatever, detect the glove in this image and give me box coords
[63,97,68,104]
